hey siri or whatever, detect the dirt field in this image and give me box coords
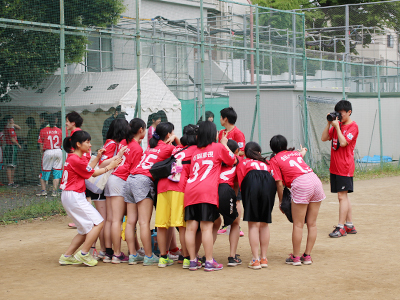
[1,176,399,300]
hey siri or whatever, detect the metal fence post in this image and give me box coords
[134,0,141,118]
[377,65,383,168]
[200,0,206,121]
[255,6,261,145]
[302,14,308,160]
[60,0,66,162]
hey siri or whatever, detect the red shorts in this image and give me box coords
[291,172,325,204]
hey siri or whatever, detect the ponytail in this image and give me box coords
[149,122,174,148]
[126,118,146,144]
[63,130,91,153]
[245,141,269,165]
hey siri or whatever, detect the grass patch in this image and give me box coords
[354,163,400,181]
[0,199,66,224]
[315,162,400,183]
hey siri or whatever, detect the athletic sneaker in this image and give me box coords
[51,190,58,197]
[59,254,82,265]
[183,258,190,269]
[329,226,347,238]
[285,254,301,266]
[89,247,98,259]
[189,259,199,271]
[344,224,357,234]
[103,254,112,263]
[36,190,47,196]
[167,251,179,261]
[178,254,185,264]
[129,254,144,265]
[169,248,181,256]
[301,254,312,265]
[97,251,106,260]
[137,247,145,257]
[227,255,242,267]
[201,256,206,267]
[143,253,159,266]
[204,259,223,272]
[260,258,268,268]
[8,183,19,188]
[111,252,129,264]
[74,251,98,267]
[217,226,228,235]
[248,259,262,270]
[158,256,174,268]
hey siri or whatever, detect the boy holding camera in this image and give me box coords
[321,100,359,238]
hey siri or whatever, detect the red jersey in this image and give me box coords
[112,139,143,180]
[4,127,17,145]
[269,151,312,188]
[219,165,237,188]
[157,145,197,194]
[184,143,236,208]
[70,127,81,136]
[218,126,246,153]
[38,127,62,150]
[132,140,175,180]
[236,157,270,187]
[99,139,117,165]
[60,153,95,193]
[328,121,359,177]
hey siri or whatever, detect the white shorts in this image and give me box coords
[61,190,104,235]
[42,149,62,171]
[104,174,126,197]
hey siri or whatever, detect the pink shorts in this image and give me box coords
[291,172,325,204]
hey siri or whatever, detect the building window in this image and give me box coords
[387,35,394,48]
[86,34,113,72]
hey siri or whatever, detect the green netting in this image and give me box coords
[1,0,400,218]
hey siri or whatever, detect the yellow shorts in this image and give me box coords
[155,191,186,228]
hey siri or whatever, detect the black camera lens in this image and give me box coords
[327,112,341,121]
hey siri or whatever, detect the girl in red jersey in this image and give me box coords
[116,118,147,265]
[155,124,198,268]
[124,122,180,266]
[269,135,325,266]
[89,118,128,261]
[184,121,236,272]
[236,142,276,270]
[218,140,241,267]
[102,118,142,263]
[58,131,121,267]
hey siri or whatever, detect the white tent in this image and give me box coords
[1,69,182,149]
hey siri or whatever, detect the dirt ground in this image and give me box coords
[1,176,399,300]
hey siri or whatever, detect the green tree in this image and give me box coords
[252,0,400,54]
[0,0,125,101]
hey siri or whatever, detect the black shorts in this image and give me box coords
[330,173,353,193]
[185,203,219,223]
[85,189,106,200]
[241,170,276,223]
[217,183,238,226]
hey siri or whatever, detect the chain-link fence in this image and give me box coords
[0,0,399,218]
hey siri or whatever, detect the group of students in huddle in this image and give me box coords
[59,106,325,271]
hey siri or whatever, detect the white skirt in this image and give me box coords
[61,190,104,235]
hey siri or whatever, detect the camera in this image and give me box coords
[327,112,342,122]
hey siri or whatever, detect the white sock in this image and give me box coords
[338,224,344,229]
[345,222,353,227]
